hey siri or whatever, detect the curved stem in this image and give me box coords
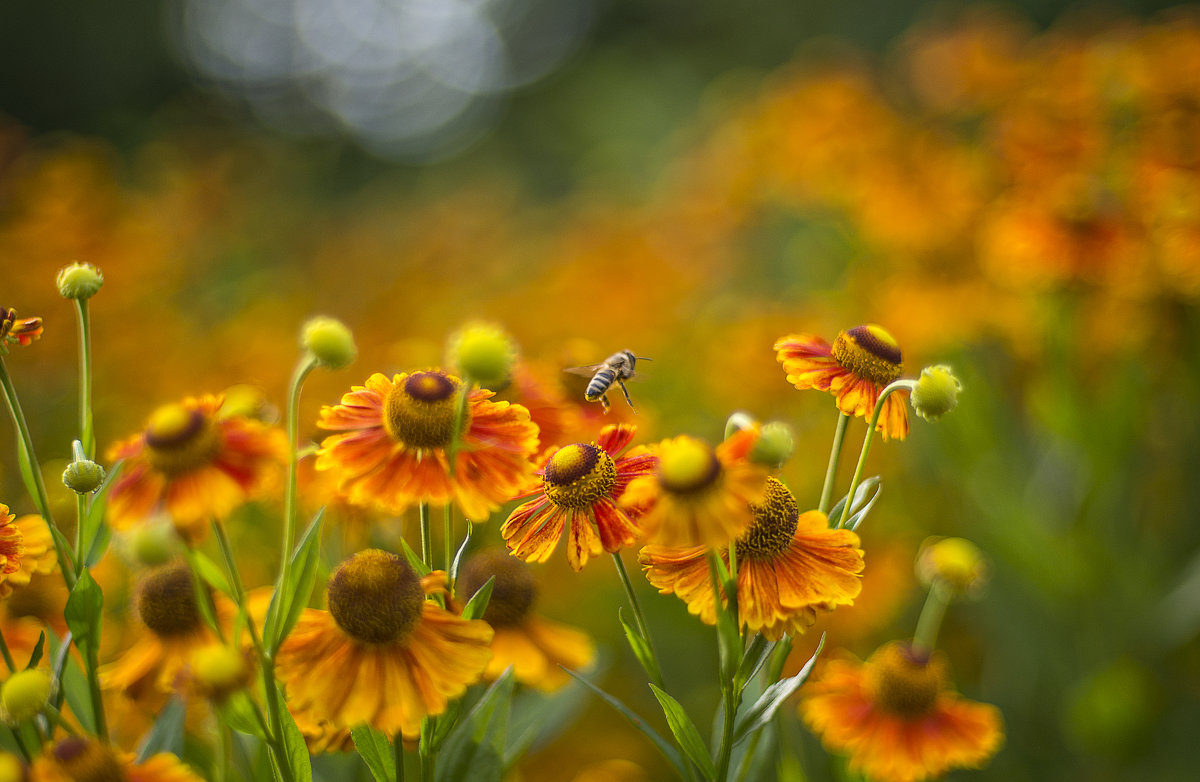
[611,552,666,690]
[912,586,951,654]
[836,380,914,529]
[818,413,850,515]
[73,299,95,459]
[278,357,317,628]
[0,629,16,672]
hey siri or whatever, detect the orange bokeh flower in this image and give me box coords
[316,370,539,520]
[502,423,655,571]
[31,738,202,782]
[106,395,286,542]
[0,306,43,348]
[0,504,24,599]
[800,641,1004,782]
[775,324,910,441]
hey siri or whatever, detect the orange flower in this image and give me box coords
[7,515,57,587]
[31,737,202,782]
[619,429,768,548]
[457,549,595,690]
[106,395,286,542]
[640,478,864,639]
[275,550,493,738]
[316,370,539,520]
[0,307,43,348]
[502,424,655,570]
[775,325,910,441]
[800,641,1004,782]
[0,504,24,599]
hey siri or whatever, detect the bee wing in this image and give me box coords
[563,363,606,378]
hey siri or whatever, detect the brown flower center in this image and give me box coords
[865,642,947,718]
[51,737,127,782]
[327,549,424,644]
[457,549,537,627]
[832,324,903,387]
[734,478,799,560]
[143,403,222,476]
[382,371,469,450]
[657,437,721,495]
[136,564,204,638]
[543,444,617,509]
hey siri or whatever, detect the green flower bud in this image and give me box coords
[750,421,795,468]
[126,520,180,566]
[55,262,104,300]
[0,669,53,724]
[911,365,962,422]
[302,316,357,370]
[62,459,106,494]
[0,751,23,782]
[449,322,516,387]
[916,536,987,599]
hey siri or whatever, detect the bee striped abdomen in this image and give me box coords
[586,369,617,401]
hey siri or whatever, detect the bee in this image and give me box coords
[565,349,651,413]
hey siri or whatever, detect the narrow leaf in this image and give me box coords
[649,684,717,781]
[264,509,325,651]
[436,669,515,782]
[138,697,185,760]
[733,633,825,744]
[846,477,882,531]
[191,551,233,597]
[733,634,773,693]
[81,460,123,566]
[24,631,46,669]
[218,692,268,739]
[64,570,103,657]
[618,608,660,683]
[276,683,314,782]
[829,476,881,529]
[351,725,396,782]
[399,537,433,577]
[461,576,494,621]
[449,521,472,586]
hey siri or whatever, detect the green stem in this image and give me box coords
[836,380,914,529]
[818,413,850,515]
[394,733,406,782]
[611,552,666,689]
[278,357,317,644]
[6,726,32,764]
[444,504,453,579]
[912,586,950,654]
[79,590,108,741]
[715,682,737,782]
[419,503,432,569]
[42,703,79,736]
[73,299,95,459]
[0,357,77,588]
[446,378,473,477]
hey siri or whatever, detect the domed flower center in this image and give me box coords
[865,642,947,718]
[658,437,721,495]
[136,564,204,638]
[382,371,469,450]
[832,324,903,387]
[734,478,799,560]
[52,737,126,782]
[543,444,616,509]
[327,549,424,645]
[143,403,222,476]
[457,549,537,627]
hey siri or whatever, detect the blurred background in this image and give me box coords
[3,0,1200,780]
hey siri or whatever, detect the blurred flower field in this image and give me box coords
[2,3,1200,781]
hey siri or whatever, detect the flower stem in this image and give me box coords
[446,378,472,478]
[912,585,951,654]
[278,356,317,635]
[419,503,432,569]
[611,552,666,690]
[836,380,914,529]
[715,682,737,782]
[443,504,453,580]
[394,733,406,782]
[818,413,850,515]
[0,357,77,588]
[72,299,95,459]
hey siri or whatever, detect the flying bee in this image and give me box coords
[564,349,651,413]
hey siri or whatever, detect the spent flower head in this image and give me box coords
[56,262,105,300]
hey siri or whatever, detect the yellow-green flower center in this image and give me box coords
[327,549,424,645]
[734,478,799,560]
[866,642,947,718]
[382,371,468,450]
[832,324,903,387]
[658,437,721,495]
[543,444,617,509]
[143,403,222,476]
[136,564,204,638]
[51,737,126,782]
[457,549,537,627]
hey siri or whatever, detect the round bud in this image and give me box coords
[126,520,180,566]
[1,669,52,724]
[911,365,962,422]
[750,422,794,468]
[448,322,516,387]
[302,316,357,370]
[0,752,24,782]
[62,460,106,494]
[189,644,251,702]
[55,262,105,300]
[916,537,988,598]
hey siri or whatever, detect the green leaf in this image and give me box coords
[351,725,396,782]
[137,697,185,760]
[618,608,661,683]
[562,668,688,780]
[649,684,717,781]
[829,476,881,530]
[733,634,773,693]
[64,570,103,658]
[191,550,234,597]
[436,669,514,782]
[264,509,325,652]
[399,538,433,577]
[461,576,494,621]
[449,520,472,586]
[503,678,590,771]
[218,692,268,739]
[24,631,46,670]
[733,633,825,744]
[81,460,123,566]
[276,683,314,782]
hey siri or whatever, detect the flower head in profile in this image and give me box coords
[641,478,864,639]
[30,737,203,782]
[275,549,493,738]
[316,370,539,520]
[0,506,24,599]
[502,424,655,570]
[106,395,287,542]
[457,549,595,690]
[800,641,1004,782]
[775,324,910,441]
[620,429,768,549]
[0,307,43,349]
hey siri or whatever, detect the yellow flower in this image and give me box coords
[640,479,864,639]
[800,641,1004,782]
[31,737,203,782]
[275,550,493,738]
[316,370,539,520]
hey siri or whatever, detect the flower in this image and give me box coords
[619,429,768,548]
[0,506,24,599]
[501,424,655,570]
[0,307,43,348]
[30,737,203,782]
[106,395,287,542]
[275,549,493,738]
[316,370,539,520]
[457,549,595,690]
[800,641,1004,782]
[640,478,864,639]
[775,325,910,441]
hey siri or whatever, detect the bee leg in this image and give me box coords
[616,379,636,414]
[599,393,611,414]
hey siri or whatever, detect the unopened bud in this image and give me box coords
[62,460,106,494]
[916,537,987,598]
[56,262,104,300]
[911,365,962,422]
[126,520,180,566]
[449,322,516,387]
[302,316,357,370]
[0,752,23,782]
[0,669,53,724]
[750,422,794,468]
[189,644,251,702]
